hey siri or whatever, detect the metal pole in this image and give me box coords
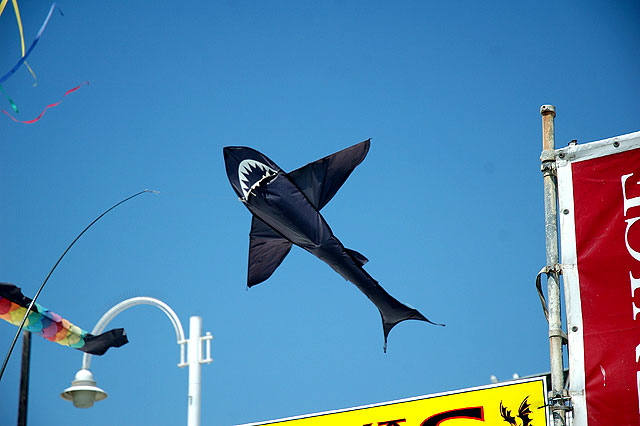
[187,316,202,426]
[540,105,567,425]
[17,331,31,426]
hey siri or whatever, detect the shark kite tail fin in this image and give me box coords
[381,306,444,353]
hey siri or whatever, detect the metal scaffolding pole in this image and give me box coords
[540,105,568,425]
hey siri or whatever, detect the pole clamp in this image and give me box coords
[543,390,572,423]
[540,159,556,177]
[547,390,572,409]
[540,149,556,162]
[540,149,557,178]
[549,328,568,344]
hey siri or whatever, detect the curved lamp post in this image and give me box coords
[60,297,213,426]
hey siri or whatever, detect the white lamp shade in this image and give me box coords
[61,369,108,408]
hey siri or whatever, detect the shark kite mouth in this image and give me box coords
[238,159,277,199]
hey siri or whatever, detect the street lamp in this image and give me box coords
[60,297,213,426]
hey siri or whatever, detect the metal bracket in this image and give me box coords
[178,340,188,368]
[178,332,213,367]
[200,332,213,364]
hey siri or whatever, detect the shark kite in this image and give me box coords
[223,139,442,350]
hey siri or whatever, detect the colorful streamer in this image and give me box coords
[0,3,57,85]
[3,0,41,85]
[2,81,88,123]
[0,283,128,355]
[0,0,26,111]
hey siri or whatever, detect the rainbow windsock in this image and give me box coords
[0,283,128,355]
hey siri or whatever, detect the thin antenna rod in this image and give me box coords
[0,189,158,381]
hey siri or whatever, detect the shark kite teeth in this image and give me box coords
[238,159,277,199]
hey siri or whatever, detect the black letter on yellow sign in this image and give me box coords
[421,407,484,426]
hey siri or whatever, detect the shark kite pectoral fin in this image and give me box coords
[247,217,292,287]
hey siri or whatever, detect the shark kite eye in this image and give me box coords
[238,159,277,199]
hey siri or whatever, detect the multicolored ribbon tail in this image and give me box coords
[0,3,58,85]
[2,81,88,123]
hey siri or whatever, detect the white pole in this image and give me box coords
[187,316,202,426]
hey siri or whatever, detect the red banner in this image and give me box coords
[558,132,640,426]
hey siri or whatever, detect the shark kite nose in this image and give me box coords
[222,147,236,164]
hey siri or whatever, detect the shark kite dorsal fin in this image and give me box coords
[288,139,370,210]
[247,216,292,287]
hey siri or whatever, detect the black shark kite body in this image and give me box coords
[223,139,441,349]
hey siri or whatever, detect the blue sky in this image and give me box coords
[1,1,639,425]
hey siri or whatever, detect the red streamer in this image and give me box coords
[2,81,89,124]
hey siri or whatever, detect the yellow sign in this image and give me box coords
[237,378,548,426]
